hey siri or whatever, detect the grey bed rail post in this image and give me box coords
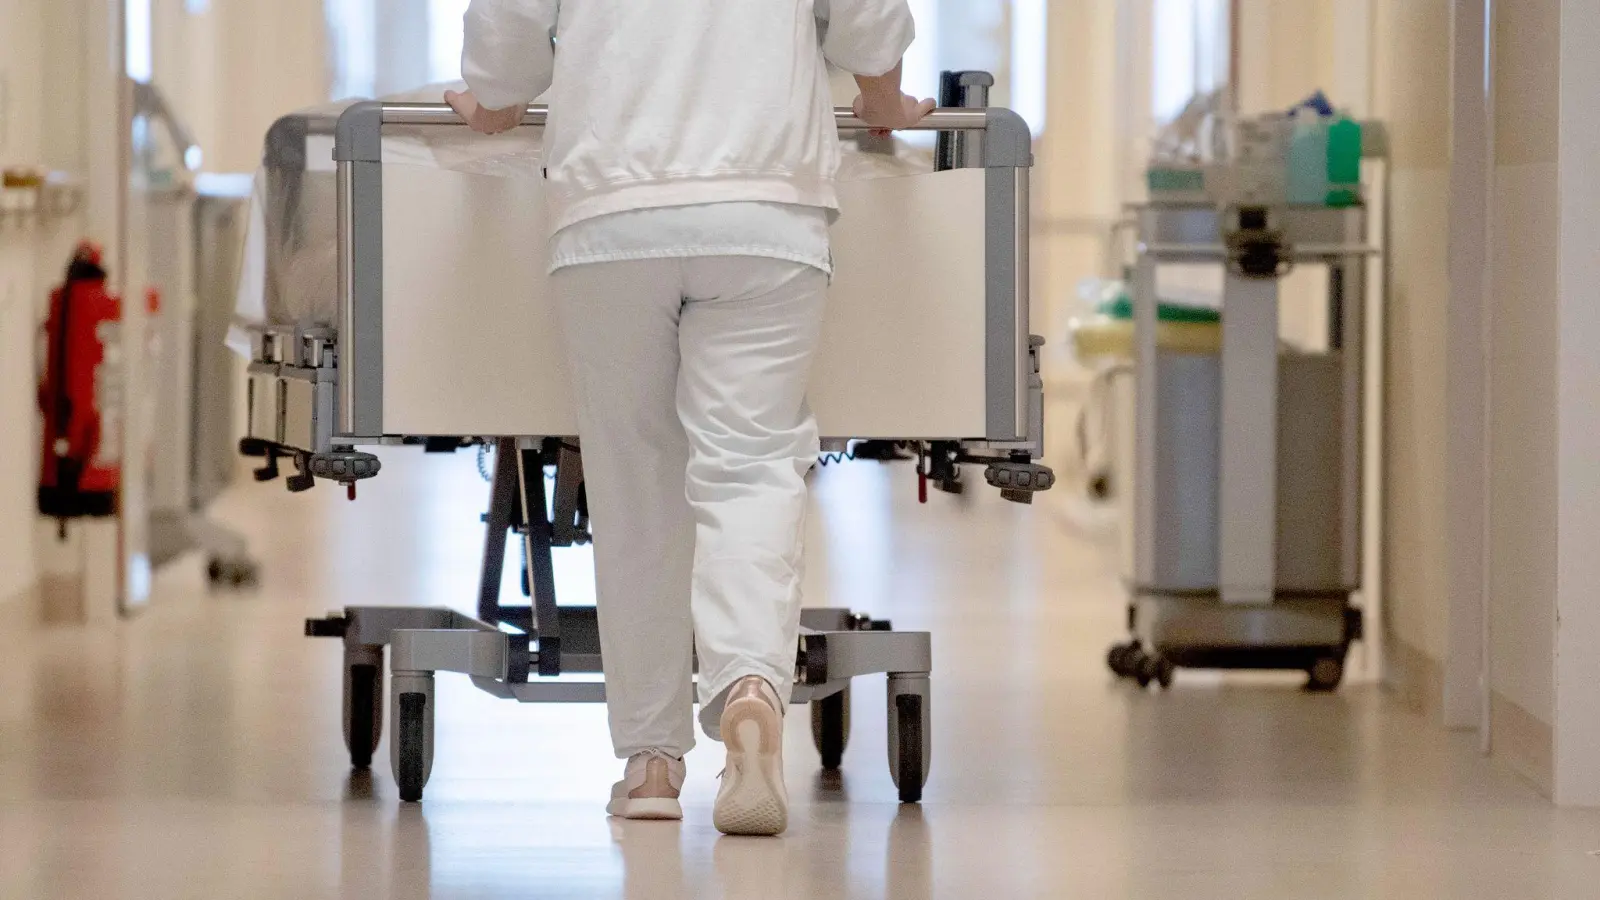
[981,108,1035,444]
[333,101,386,438]
[936,71,996,172]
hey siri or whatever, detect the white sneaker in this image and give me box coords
[607,750,685,820]
[713,676,788,836]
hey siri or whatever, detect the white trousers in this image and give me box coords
[551,256,828,759]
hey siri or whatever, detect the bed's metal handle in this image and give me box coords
[376,102,992,132]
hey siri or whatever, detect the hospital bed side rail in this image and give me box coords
[329,101,1038,448]
[375,103,994,131]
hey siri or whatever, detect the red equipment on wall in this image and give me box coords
[36,242,157,531]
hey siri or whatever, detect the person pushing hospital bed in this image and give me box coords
[240,0,1050,831]
[443,0,940,837]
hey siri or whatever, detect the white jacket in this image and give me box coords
[462,0,916,233]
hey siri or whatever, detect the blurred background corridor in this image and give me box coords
[2,1,1600,897]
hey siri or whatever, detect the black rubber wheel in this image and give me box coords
[397,692,427,802]
[347,664,379,769]
[1108,642,1141,677]
[895,694,925,804]
[1306,656,1345,693]
[1133,650,1156,688]
[1153,657,1176,690]
[810,686,851,770]
[1107,644,1127,675]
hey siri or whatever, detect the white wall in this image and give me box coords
[1447,0,1600,805]
[3,0,134,618]
[1484,0,1559,791]
[0,0,296,618]
[0,0,49,608]
[151,0,221,168]
[1554,0,1600,808]
[1037,0,1120,319]
[187,0,330,173]
[1366,0,1455,716]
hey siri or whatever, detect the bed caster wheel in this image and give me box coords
[985,462,1056,503]
[206,557,259,589]
[309,449,382,483]
[887,675,930,804]
[392,673,435,803]
[1306,656,1345,693]
[343,647,384,769]
[810,685,852,770]
[396,694,426,802]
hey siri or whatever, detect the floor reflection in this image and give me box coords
[345,768,376,801]
[885,806,933,900]
[711,833,794,900]
[4,450,1595,899]
[388,806,433,900]
[613,820,689,900]
[810,767,850,802]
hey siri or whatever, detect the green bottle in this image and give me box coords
[1326,117,1363,207]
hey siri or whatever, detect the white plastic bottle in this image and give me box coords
[1287,108,1330,206]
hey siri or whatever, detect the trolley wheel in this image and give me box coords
[1150,657,1176,690]
[1133,649,1157,688]
[1107,641,1141,677]
[1306,656,1345,693]
[891,693,926,804]
[1131,651,1174,689]
[810,685,852,770]
[396,691,428,802]
[345,663,383,769]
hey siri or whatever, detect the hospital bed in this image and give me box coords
[245,91,1050,804]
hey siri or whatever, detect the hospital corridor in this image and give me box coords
[3,1,1600,898]
[4,453,1597,899]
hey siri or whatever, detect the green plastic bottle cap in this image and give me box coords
[1098,295,1222,324]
